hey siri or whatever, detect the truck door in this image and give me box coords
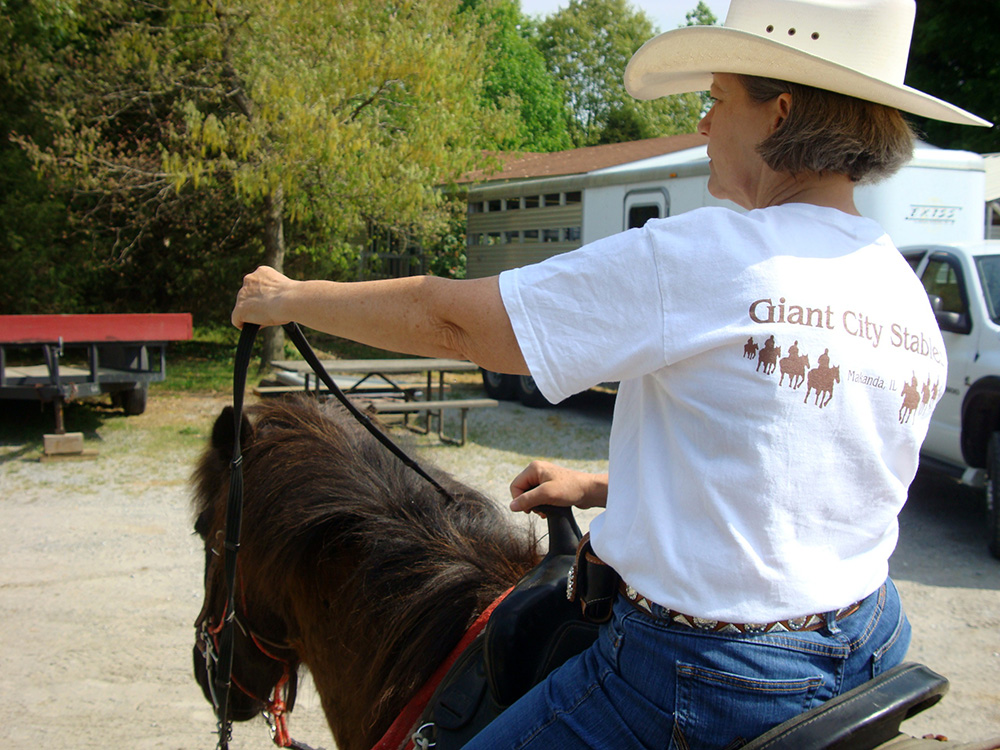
[915,250,974,462]
[624,189,669,230]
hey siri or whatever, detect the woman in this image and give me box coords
[232,1,989,746]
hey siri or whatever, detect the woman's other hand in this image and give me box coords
[509,460,608,514]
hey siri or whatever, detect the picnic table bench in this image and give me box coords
[366,397,498,446]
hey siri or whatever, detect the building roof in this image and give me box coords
[462,133,706,184]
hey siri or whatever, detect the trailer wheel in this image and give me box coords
[481,370,517,400]
[987,432,1000,559]
[121,383,149,416]
[514,375,552,408]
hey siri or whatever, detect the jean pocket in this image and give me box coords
[672,662,823,750]
[871,605,911,678]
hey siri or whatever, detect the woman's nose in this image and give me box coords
[697,106,714,137]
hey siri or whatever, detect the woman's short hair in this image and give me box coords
[737,75,916,184]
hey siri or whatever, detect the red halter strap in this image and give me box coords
[371,587,514,750]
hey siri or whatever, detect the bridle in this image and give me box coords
[196,549,308,749]
[202,321,457,750]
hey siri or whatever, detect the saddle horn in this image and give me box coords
[536,505,582,558]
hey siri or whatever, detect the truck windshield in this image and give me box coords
[975,255,1000,323]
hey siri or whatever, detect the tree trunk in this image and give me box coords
[259,185,286,372]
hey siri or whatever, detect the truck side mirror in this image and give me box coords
[927,293,972,334]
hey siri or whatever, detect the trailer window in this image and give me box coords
[565,192,582,205]
[487,200,502,212]
[504,231,520,244]
[506,198,521,211]
[628,204,661,229]
[565,227,581,242]
[542,229,560,242]
[525,196,540,209]
[469,202,484,214]
[624,188,669,230]
[524,229,539,241]
[543,193,561,207]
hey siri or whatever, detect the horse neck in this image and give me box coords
[286,548,524,750]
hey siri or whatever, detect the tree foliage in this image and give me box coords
[905,0,999,153]
[464,0,573,152]
[8,0,512,352]
[0,0,83,313]
[23,0,504,250]
[534,0,706,146]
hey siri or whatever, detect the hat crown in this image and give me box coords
[725,0,915,85]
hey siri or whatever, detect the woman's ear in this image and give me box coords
[772,92,793,131]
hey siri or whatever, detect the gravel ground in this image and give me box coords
[1,387,998,748]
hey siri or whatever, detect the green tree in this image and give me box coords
[684,1,717,26]
[19,0,508,363]
[464,0,573,152]
[0,0,82,313]
[535,0,705,146]
[905,1,999,153]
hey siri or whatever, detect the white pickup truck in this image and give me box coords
[901,240,1000,559]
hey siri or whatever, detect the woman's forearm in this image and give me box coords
[232,266,529,375]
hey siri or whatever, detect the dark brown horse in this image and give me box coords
[191,396,538,750]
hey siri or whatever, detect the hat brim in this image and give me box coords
[625,27,991,128]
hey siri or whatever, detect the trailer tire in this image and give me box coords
[987,432,1000,560]
[481,370,517,400]
[121,383,149,416]
[514,375,552,408]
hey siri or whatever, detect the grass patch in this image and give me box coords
[153,331,240,394]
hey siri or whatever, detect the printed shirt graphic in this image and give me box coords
[500,204,947,622]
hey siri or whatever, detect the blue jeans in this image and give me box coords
[463,579,910,749]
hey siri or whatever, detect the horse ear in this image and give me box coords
[210,406,255,456]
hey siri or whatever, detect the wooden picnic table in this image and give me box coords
[270,357,481,400]
[269,357,493,445]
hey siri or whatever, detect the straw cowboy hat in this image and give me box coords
[624,0,991,127]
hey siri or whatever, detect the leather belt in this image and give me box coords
[619,581,862,635]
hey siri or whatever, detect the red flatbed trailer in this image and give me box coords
[0,313,193,431]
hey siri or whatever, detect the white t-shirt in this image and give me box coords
[499,204,946,622]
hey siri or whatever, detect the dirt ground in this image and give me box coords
[1,390,998,749]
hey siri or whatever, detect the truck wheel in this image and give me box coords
[514,375,552,408]
[481,370,516,400]
[121,383,149,416]
[988,432,1000,560]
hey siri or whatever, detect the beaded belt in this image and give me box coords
[619,581,863,634]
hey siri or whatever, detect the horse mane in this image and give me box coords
[192,395,538,728]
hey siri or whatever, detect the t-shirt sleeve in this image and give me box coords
[499,226,668,403]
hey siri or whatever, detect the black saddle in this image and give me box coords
[421,507,598,748]
[419,508,950,750]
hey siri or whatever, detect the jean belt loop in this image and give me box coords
[824,609,842,635]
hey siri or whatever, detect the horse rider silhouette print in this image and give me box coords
[744,314,944,416]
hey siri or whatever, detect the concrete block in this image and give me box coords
[43,432,85,455]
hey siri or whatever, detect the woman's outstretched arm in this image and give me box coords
[231,265,529,376]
